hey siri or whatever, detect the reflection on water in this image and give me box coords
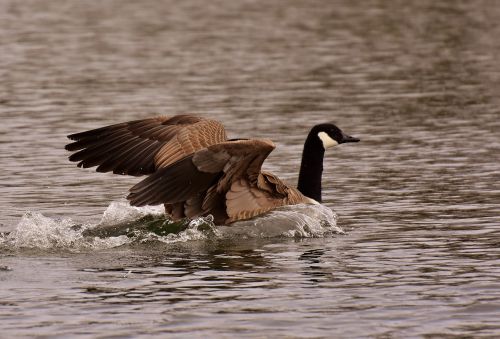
[1,0,500,337]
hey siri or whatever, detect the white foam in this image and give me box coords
[152,215,221,244]
[0,201,341,251]
[220,204,341,238]
[1,211,128,251]
[98,200,164,225]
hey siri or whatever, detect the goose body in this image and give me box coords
[66,115,359,224]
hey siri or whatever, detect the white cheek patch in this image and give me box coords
[318,132,338,149]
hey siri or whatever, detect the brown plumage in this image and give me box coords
[66,114,312,224]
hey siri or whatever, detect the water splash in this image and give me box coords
[0,211,129,251]
[0,200,341,251]
[98,200,164,225]
[222,204,342,238]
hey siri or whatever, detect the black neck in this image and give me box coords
[297,132,325,202]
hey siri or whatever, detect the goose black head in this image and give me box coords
[312,123,360,149]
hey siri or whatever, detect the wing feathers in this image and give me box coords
[96,139,155,174]
[192,149,230,173]
[127,156,218,206]
[67,121,129,141]
[66,115,227,176]
[225,179,281,221]
[110,141,164,176]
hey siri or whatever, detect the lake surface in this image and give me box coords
[1,0,500,337]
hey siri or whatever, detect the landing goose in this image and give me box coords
[65,115,359,224]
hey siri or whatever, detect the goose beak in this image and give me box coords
[341,133,360,143]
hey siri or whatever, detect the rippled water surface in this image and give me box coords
[1,0,500,337]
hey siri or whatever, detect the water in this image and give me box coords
[1,0,500,337]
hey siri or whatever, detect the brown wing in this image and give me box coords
[127,138,308,223]
[65,115,227,176]
[225,172,306,223]
[212,142,308,222]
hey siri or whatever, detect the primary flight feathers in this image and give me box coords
[66,115,226,176]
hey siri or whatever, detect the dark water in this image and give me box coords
[1,0,500,337]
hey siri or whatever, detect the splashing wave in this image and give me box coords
[0,200,341,251]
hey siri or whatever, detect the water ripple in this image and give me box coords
[1,0,500,337]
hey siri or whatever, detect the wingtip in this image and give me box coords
[66,131,84,141]
[68,152,81,162]
[65,139,85,151]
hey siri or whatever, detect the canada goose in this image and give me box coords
[65,115,359,224]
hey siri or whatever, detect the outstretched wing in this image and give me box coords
[65,115,227,176]
[127,139,297,221]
